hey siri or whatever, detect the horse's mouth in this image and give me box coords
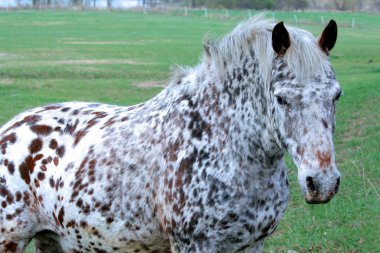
[305,198,331,204]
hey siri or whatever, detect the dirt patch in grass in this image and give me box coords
[49,59,146,65]
[0,52,18,59]
[62,41,146,45]
[135,81,166,88]
[31,21,68,26]
[61,39,173,46]
[0,78,13,85]
[5,59,151,66]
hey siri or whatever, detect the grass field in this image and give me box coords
[0,10,379,253]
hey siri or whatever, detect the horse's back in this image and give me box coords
[0,102,169,252]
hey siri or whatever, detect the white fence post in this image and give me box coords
[321,16,325,25]
[294,14,298,24]
[351,17,355,28]
[204,8,208,18]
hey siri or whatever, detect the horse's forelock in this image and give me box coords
[205,15,332,86]
[284,27,331,81]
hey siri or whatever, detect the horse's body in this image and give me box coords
[0,16,341,253]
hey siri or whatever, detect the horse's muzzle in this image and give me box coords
[304,176,340,204]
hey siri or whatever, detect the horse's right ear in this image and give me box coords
[272,21,290,56]
[318,20,337,54]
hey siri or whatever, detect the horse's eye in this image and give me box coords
[334,90,342,102]
[276,96,289,106]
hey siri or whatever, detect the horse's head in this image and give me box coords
[270,21,341,204]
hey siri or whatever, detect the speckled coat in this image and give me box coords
[0,16,341,253]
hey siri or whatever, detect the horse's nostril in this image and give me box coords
[306,176,317,192]
[334,177,340,193]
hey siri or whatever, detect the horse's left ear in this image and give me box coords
[318,20,338,54]
[272,21,290,56]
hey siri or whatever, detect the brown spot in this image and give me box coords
[15,191,22,201]
[76,198,83,208]
[66,220,76,228]
[6,193,14,204]
[49,139,58,149]
[58,207,65,227]
[49,177,55,188]
[54,157,59,166]
[35,154,44,161]
[6,213,15,220]
[316,150,332,169]
[7,162,15,174]
[25,155,35,173]
[64,119,79,135]
[29,138,43,153]
[296,146,305,157]
[56,145,65,157]
[101,117,117,129]
[37,172,45,181]
[106,217,114,224]
[74,130,87,146]
[0,185,9,197]
[36,104,62,113]
[92,111,108,118]
[19,162,31,184]
[31,125,53,136]
[53,212,59,226]
[4,241,18,252]
[0,133,17,146]
[34,178,40,188]
[23,192,31,206]
[2,115,41,135]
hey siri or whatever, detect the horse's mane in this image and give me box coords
[205,14,331,85]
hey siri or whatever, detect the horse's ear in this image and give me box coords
[272,21,290,56]
[318,20,337,54]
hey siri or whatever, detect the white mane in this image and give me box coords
[206,14,331,85]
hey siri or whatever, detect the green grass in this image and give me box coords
[0,10,378,253]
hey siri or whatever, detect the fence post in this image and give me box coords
[204,8,208,18]
[351,17,355,28]
[226,9,229,18]
[294,14,298,24]
[185,7,188,16]
[321,16,325,25]
[248,10,252,17]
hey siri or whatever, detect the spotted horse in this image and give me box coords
[0,16,342,253]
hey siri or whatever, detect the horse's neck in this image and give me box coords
[191,63,284,171]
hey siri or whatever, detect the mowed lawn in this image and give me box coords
[0,10,378,253]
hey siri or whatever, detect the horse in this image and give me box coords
[0,15,341,253]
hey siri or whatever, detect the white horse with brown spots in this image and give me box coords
[0,16,341,253]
